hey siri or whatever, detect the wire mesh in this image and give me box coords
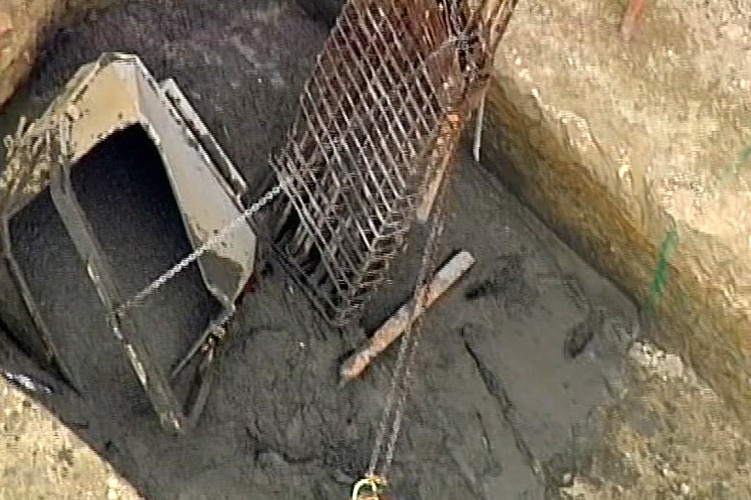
[269,0,516,326]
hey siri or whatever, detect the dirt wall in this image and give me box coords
[0,374,141,499]
[0,0,113,109]
[482,0,751,424]
[2,0,750,497]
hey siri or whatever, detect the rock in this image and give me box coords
[0,0,111,109]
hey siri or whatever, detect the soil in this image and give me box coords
[0,0,652,498]
[0,375,140,499]
[561,341,751,499]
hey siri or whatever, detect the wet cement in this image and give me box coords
[0,1,639,498]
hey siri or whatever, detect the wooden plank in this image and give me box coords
[340,250,476,381]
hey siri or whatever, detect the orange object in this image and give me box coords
[340,251,476,381]
[620,0,647,41]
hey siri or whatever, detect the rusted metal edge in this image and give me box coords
[159,78,248,204]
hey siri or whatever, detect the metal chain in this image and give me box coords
[381,214,445,477]
[367,178,448,479]
[362,30,473,478]
[112,179,287,317]
[113,31,477,321]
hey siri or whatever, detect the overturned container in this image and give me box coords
[0,53,256,434]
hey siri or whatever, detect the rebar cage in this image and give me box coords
[269,0,516,326]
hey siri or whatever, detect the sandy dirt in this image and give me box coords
[0,1,747,499]
[0,374,140,500]
[558,339,751,500]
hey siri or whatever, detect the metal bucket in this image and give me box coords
[0,53,257,434]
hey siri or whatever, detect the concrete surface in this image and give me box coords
[482,0,751,424]
[0,1,750,499]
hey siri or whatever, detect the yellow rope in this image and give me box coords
[351,475,387,500]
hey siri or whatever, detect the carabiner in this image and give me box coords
[351,475,387,500]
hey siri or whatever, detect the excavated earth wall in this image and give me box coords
[483,0,751,424]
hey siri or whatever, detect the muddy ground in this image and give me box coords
[0,0,669,498]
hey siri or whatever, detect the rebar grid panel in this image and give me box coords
[269,0,517,326]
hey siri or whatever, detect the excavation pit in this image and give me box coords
[1,0,750,498]
[0,12,636,492]
[0,53,260,434]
